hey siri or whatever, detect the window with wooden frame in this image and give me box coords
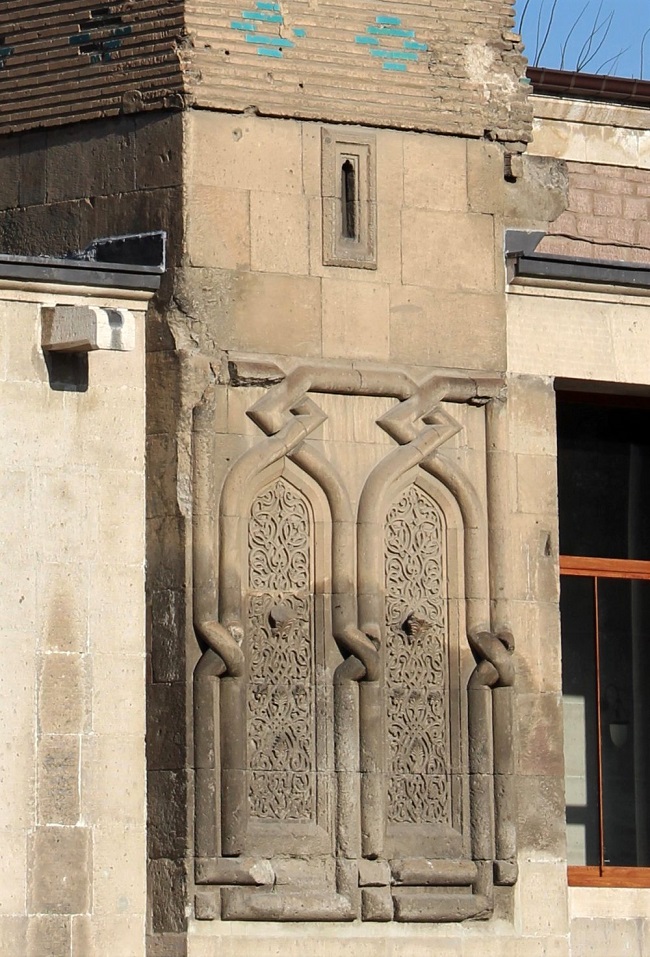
[558,391,650,888]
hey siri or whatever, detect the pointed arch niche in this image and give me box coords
[241,461,333,856]
[192,364,516,924]
[194,450,355,921]
[382,471,468,860]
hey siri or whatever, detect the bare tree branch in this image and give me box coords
[595,46,629,76]
[641,27,650,79]
[559,2,589,70]
[518,0,533,40]
[534,0,559,68]
[575,0,605,72]
[577,11,615,72]
[518,0,645,78]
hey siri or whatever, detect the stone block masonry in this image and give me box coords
[0,1,185,134]
[542,161,650,263]
[0,289,148,957]
[0,0,532,148]
[186,0,532,146]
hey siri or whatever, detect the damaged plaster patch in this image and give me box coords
[464,43,517,104]
[464,43,495,98]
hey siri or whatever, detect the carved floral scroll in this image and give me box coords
[385,486,451,829]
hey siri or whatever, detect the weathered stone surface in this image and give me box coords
[38,562,89,653]
[357,859,391,887]
[149,859,188,935]
[1,281,148,956]
[361,887,393,921]
[321,279,389,361]
[196,858,274,886]
[148,770,189,861]
[0,827,28,914]
[504,154,569,225]
[389,288,505,371]
[517,693,564,778]
[0,917,27,957]
[390,859,477,886]
[29,826,91,915]
[401,209,496,293]
[403,134,468,212]
[37,735,80,826]
[26,915,71,957]
[195,890,220,921]
[517,775,566,856]
[186,186,251,272]
[147,681,187,772]
[150,588,186,683]
[38,653,87,735]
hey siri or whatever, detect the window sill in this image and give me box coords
[568,866,650,888]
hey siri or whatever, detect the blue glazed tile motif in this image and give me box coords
[69,23,132,64]
[355,15,427,71]
[230,2,308,58]
[0,44,13,69]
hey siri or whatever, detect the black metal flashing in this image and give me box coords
[504,229,546,258]
[506,229,650,290]
[73,231,166,271]
[516,254,650,288]
[0,232,165,291]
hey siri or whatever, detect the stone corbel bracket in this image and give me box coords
[41,304,135,352]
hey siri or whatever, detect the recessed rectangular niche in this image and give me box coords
[321,128,377,269]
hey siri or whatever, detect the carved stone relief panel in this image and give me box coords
[385,486,451,829]
[247,479,315,824]
[192,360,517,923]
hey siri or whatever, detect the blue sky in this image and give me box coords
[516,0,650,79]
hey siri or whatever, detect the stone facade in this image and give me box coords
[3,2,650,956]
[0,274,152,956]
[0,0,531,147]
[531,95,650,263]
[511,89,650,957]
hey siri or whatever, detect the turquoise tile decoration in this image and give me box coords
[355,14,427,71]
[230,1,308,58]
[0,43,13,69]
[68,22,132,64]
[228,4,425,68]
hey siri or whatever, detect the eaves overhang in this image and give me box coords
[527,66,650,109]
[506,229,650,292]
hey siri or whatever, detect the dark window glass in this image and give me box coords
[599,578,650,867]
[561,575,599,866]
[558,392,650,878]
[557,397,650,561]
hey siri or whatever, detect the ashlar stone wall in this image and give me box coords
[0,284,148,957]
[136,107,572,957]
[511,93,650,957]
[176,110,513,371]
[0,82,566,957]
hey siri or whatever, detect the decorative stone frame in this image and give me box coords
[321,128,377,269]
[193,360,516,922]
